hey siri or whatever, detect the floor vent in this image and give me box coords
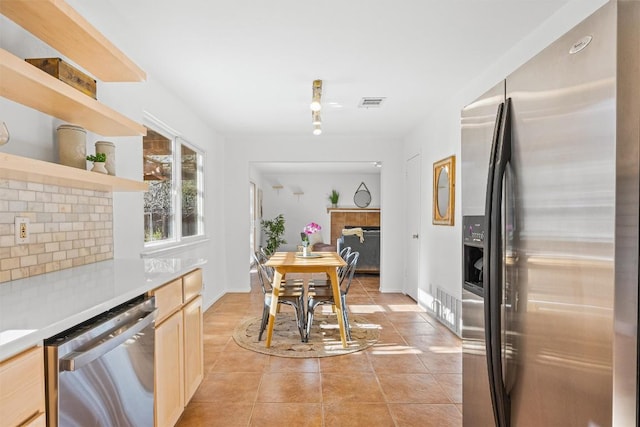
[435,287,462,336]
[358,97,386,108]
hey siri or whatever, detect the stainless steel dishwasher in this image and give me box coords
[44,295,157,427]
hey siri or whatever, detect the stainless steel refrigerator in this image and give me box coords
[461,1,639,426]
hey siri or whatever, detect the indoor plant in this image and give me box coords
[86,152,107,174]
[261,214,286,255]
[329,189,339,208]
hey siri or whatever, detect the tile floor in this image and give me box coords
[177,272,463,427]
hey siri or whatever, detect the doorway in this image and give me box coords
[249,181,257,263]
[405,154,421,300]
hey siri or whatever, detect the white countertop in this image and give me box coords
[0,257,206,361]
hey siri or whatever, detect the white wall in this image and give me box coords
[227,135,403,293]
[0,14,228,311]
[259,172,381,251]
[403,0,609,309]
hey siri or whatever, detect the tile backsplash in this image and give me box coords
[0,179,113,283]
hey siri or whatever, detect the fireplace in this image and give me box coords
[338,226,380,274]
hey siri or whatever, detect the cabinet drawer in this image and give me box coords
[152,278,183,324]
[0,346,45,427]
[182,269,202,303]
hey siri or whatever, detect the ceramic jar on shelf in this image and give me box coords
[56,124,86,169]
[95,140,116,175]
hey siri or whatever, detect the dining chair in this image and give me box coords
[252,252,306,341]
[307,246,351,288]
[255,249,304,288]
[305,251,359,341]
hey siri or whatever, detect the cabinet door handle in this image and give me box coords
[412,234,419,239]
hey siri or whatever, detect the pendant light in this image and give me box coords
[310,80,322,112]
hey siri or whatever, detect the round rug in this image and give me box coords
[232,313,380,358]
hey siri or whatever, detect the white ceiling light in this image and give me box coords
[310,80,323,135]
[310,79,322,112]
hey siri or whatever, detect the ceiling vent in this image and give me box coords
[358,97,386,108]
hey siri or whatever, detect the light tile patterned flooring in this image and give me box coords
[178,272,463,427]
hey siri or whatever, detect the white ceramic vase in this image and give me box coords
[95,140,116,176]
[91,162,108,174]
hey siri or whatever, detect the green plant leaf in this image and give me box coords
[260,214,286,255]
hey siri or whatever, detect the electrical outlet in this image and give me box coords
[14,217,30,244]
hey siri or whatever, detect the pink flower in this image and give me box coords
[303,222,321,235]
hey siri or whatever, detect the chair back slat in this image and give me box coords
[256,250,276,282]
[253,251,272,294]
[340,251,359,294]
[339,246,351,260]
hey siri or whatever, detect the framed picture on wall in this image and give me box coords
[433,155,455,226]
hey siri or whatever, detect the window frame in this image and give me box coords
[142,114,206,252]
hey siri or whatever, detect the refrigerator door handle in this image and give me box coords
[488,97,512,427]
[483,100,504,427]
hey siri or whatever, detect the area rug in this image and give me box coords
[232,313,380,358]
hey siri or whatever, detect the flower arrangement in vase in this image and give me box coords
[300,222,321,256]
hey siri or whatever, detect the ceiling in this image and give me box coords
[73,0,572,139]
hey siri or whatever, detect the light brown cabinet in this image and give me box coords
[155,310,185,427]
[152,268,204,427]
[183,296,204,403]
[21,413,46,427]
[0,346,45,427]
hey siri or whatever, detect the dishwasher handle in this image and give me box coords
[60,309,157,372]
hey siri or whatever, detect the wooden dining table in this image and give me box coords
[264,251,348,348]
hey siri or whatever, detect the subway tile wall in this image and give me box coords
[0,179,113,283]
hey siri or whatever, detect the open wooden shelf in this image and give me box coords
[0,152,148,192]
[0,49,146,136]
[326,207,381,213]
[0,0,146,82]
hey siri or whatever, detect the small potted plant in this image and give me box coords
[329,189,340,208]
[86,152,107,174]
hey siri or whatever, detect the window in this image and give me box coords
[143,124,204,246]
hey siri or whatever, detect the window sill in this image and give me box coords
[141,237,210,258]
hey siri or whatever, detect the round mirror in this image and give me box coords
[353,182,372,208]
[437,166,449,218]
[354,189,372,208]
